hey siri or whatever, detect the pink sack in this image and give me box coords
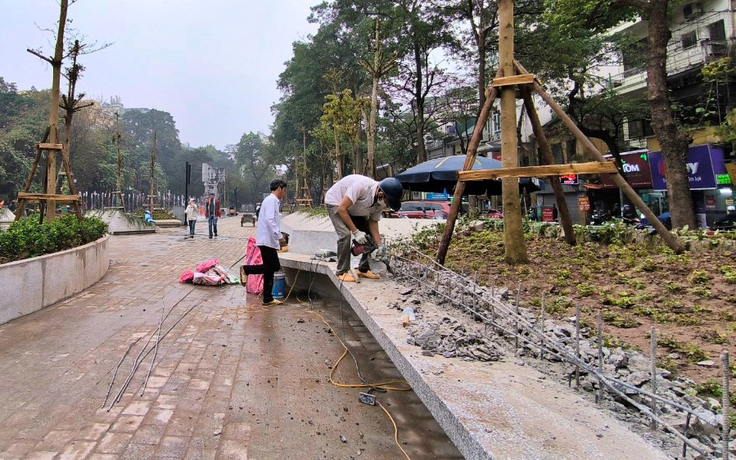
[179,270,194,283]
[192,271,225,286]
[196,258,218,273]
[244,237,264,294]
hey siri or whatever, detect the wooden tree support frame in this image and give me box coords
[436,61,684,264]
[15,135,83,223]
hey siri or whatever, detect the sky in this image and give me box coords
[1,0,320,150]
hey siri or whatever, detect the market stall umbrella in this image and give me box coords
[395,155,505,195]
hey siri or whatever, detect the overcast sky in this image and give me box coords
[1,0,319,150]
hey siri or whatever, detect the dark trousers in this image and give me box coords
[208,216,218,237]
[243,246,281,302]
[188,220,196,235]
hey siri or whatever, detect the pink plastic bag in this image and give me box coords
[192,271,225,286]
[244,237,264,294]
[179,270,194,283]
[195,258,218,273]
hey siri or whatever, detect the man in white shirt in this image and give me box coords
[324,175,403,282]
[240,180,287,306]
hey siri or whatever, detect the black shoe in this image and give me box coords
[209,235,213,239]
[190,235,194,238]
[214,234,218,238]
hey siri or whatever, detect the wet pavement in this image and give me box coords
[0,217,462,460]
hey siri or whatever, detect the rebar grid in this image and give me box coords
[389,242,728,458]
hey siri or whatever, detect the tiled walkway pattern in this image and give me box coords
[0,218,461,460]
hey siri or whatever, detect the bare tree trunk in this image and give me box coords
[333,127,343,180]
[366,74,379,178]
[646,0,696,230]
[414,45,427,164]
[43,0,69,222]
[499,0,528,263]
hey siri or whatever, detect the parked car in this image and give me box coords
[484,209,503,219]
[228,206,237,216]
[396,201,452,219]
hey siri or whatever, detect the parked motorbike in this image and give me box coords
[590,209,613,225]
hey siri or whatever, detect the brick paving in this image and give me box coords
[0,217,461,460]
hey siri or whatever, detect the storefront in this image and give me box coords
[649,144,733,227]
[536,144,734,226]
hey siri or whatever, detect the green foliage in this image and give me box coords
[576,282,596,297]
[0,215,107,264]
[547,296,573,314]
[664,281,684,293]
[688,286,711,299]
[602,310,640,328]
[719,266,736,284]
[687,270,710,285]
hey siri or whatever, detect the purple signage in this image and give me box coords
[601,152,652,188]
[649,144,717,191]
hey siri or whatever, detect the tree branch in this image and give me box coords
[26,48,53,64]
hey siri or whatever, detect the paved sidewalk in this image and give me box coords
[0,217,461,460]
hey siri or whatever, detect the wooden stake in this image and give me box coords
[436,77,501,265]
[520,86,575,245]
[514,60,683,253]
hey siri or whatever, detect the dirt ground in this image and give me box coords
[416,225,736,387]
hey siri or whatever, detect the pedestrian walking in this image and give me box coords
[185,199,198,238]
[324,174,402,282]
[205,193,220,239]
[240,180,288,306]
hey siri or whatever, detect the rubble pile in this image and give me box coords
[389,262,733,459]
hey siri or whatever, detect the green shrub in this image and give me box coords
[0,215,107,264]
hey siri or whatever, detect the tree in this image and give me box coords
[435,0,500,108]
[234,133,277,205]
[360,19,396,178]
[120,109,182,193]
[0,85,50,198]
[548,0,696,229]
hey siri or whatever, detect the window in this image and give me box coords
[565,139,577,162]
[551,144,564,164]
[709,20,726,41]
[628,119,654,139]
[681,31,697,49]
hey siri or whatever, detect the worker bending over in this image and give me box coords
[324,174,403,282]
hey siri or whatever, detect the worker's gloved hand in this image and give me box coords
[370,245,388,261]
[352,229,368,244]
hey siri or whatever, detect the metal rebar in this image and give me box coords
[681,412,692,459]
[141,306,165,396]
[650,326,658,429]
[101,337,140,409]
[575,304,581,390]
[723,350,731,460]
[514,283,521,352]
[391,250,717,423]
[597,310,603,403]
[540,292,546,361]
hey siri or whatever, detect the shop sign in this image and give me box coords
[542,207,555,222]
[426,192,448,201]
[649,145,718,191]
[578,197,590,211]
[705,195,716,208]
[561,174,578,185]
[601,152,652,188]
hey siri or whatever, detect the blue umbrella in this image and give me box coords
[396,155,504,195]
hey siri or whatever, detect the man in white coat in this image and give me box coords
[240,179,287,306]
